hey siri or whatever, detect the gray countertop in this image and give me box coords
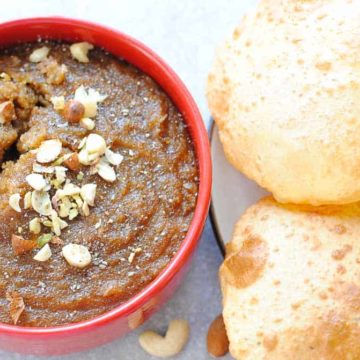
[0,1,254,358]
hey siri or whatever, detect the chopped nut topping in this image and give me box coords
[62,243,91,268]
[74,85,107,118]
[31,190,53,216]
[36,139,62,164]
[80,117,95,130]
[70,42,94,63]
[51,210,62,236]
[57,183,81,197]
[86,133,107,155]
[50,96,65,111]
[23,191,32,210]
[55,166,67,184]
[33,163,55,174]
[63,153,80,171]
[37,234,52,248]
[9,193,21,213]
[29,46,50,63]
[77,171,84,181]
[33,243,52,262]
[6,291,25,325]
[80,183,97,206]
[26,173,47,191]
[105,148,124,166]
[97,158,116,182]
[63,100,85,123]
[0,100,15,124]
[82,201,90,216]
[11,235,37,256]
[69,208,79,220]
[29,218,41,234]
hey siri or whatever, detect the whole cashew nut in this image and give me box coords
[139,319,190,358]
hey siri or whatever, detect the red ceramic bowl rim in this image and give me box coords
[0,17,211,336]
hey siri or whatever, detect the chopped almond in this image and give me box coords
[6,291,25,325]
[70,42,94,63]
[29,46,50,63]
[9,193,21,213]
[63,153,80,171]
[37,139,62,164]
[11,234,37,256]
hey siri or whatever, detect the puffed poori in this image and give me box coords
[207,0,360,205]
[220,196,360,360]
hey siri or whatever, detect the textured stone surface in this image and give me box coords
[0,1,254,358]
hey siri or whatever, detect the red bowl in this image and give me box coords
[0,17,211,356]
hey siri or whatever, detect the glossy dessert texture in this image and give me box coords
[0,42,198,326]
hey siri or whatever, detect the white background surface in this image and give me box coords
[0,1,255,359]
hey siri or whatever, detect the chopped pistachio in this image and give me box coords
[36,234,52,248]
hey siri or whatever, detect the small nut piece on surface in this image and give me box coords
[37,139,62,163]
[29,46,50,63]
[26,173,47,191]
[207,314,229,357]
[80,183,97,206]
[9,193,21,213]
[63,100,85,123]
[33,244,52,262]
[97,159,116,182]
[105,148,124,166]
[12,235,37,256]
[70,42,94,63]
[29,218,41,234]
[23,192,32,210]
[63,153,80,171]
[74,85,107,118]
[80,117,95,130]
[86,133,107,156]
[50,96,65,111]
[31,191,52,216]
[139,319,190,358]
[62,243,91,268]
[0,100,15,124]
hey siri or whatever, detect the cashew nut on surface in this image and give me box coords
[139,319,190,358]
